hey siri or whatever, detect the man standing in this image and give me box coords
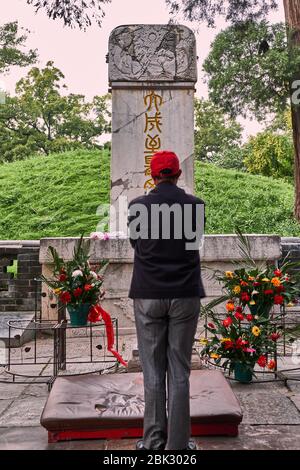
[128,150,206,451]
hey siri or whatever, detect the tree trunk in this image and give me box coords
[283,0,300,221]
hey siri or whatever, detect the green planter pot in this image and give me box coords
[234,362,253,383]
[67,303,91,327]
[249,303,272,318]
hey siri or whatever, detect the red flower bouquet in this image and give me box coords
[40,236,127,367]
[200,301,280,382]
[40,236,107,322]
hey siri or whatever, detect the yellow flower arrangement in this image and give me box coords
[200,230,298,379]
[252,326,261,337]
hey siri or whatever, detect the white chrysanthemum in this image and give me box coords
[72,269,83,277]
[90,271,98,279]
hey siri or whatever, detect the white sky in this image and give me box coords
[0,0,285,139]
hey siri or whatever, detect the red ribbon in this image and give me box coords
[88,304,128,367]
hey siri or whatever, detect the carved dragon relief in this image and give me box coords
[109,24,197,82]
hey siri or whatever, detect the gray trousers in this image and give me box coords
[133,297,200,450]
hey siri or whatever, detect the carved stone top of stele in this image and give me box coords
[108,24,197,83]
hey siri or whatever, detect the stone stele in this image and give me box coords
[108,24,197,232]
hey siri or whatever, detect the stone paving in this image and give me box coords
[0,333,300,450]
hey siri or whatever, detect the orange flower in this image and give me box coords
[240,280,248,286]
[210,353,220,359]
[271,277,281,287]
[84,284,93,291]
[226,302,235,312]
[267,360,276,370]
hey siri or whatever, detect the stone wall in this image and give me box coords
[39,235,282,332]
[2,236,299,328]
[0,241,41,313]
[281,237,300,272]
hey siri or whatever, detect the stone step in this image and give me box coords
[0,311,35,348]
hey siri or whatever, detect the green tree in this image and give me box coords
[0,61,110,162]
[244,130,294,179]
[0,21,37,73]
[267,108,292,133]
[194,98,243,164]
[166,0,278,26]
[26,0,276,30]
[210,147,247,172]
[26,0,111,29]
[168,0,300,220]
[284,1,300,220]
[203,21,296,120]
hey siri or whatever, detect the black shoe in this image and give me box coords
[185,439,197,451]
[136,440,165,451]
[136,440,148,450]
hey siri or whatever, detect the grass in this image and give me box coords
[0,149,299,239]
[0,149,109,239]
[195,163,300,236]
[6,260,18,276]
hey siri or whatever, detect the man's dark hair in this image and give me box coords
[155,168,180,184]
